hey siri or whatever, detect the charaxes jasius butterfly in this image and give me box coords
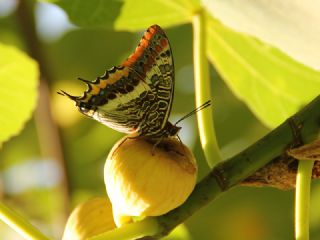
[59,25,210,140]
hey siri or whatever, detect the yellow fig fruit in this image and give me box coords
[104,137,197,226]
[62,197,116,240]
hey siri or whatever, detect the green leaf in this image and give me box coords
[0,43,39,146]
[38,0,60,2]
[203,0,320,70]
[55,0,200,31]
[114,0,200,31]
[206,16,320,128]
[56,0,123,28]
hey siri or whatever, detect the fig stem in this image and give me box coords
[192,10,222,167]
[0,201,51,240]
[295,160,314,240]
[89,94,320,239]
[155,95,320,237]
[88,218,159,240]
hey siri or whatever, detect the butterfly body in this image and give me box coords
[60,25,178,139]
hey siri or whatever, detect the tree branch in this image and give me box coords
[88,95,320,240]
[154,95,320,237]
[15,0,70,216]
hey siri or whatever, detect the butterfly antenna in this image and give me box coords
[175,100,211,125]
[57,90,78,101]
[77,77,92,84]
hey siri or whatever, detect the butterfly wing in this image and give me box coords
[66,25,174,137]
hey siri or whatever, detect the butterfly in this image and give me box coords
[59,25,210,140]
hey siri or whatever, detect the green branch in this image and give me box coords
[192,12,222,167]
[295,160,314,240]
[0,202,51,240]
[89,95,320,239]
[88,218,159,240]
[289,141,319,240]
[156,95,320,237]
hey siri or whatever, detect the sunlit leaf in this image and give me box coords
[203,0,320,70]
[0,43,39,146]
[54,0,200,31]
[206,16,320,128]
[38,0,59,2]
[115,0,200,31]
[56,0,123,28]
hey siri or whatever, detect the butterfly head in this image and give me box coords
[165,100,212,138]
[166,122,182,137]
[77,102,96,117]
[57,90,96,118]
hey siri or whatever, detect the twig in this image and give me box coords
[192,11,222,167]
[15,0,70,216]
[87,95,320,239]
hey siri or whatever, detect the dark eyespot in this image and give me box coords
[126,84,134,92]
[107,93,117,100]
[98,98,108,105]
[89,96,97,104]
[118,88,127,94]
[132,78,139,86]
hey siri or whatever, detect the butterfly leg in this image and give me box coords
[110,134,141,158]
[111,137,130,159]
[176,135,187,156]
[151,136,165,156]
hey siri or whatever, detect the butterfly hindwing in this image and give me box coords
[68,25,174,137]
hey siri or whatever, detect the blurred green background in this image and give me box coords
[0,1,319,239]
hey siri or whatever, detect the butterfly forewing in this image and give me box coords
[66,25,174,138]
